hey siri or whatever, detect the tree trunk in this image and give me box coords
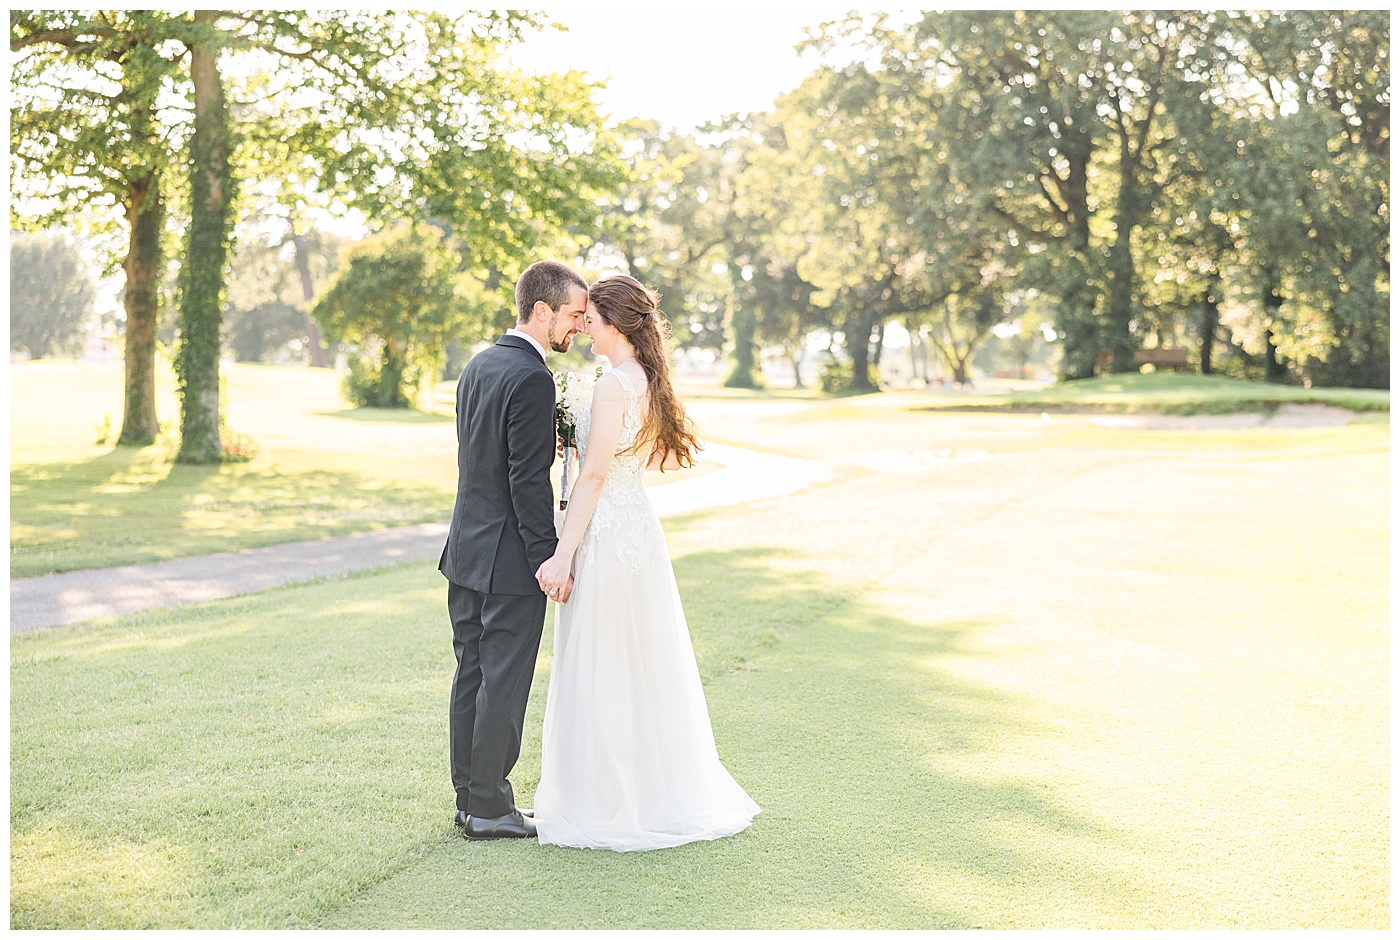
[1199,274,1221,375]
[790,346,804,388]
[117,172,163,446]
[1105,175,1143,373]
[380,337,408,407]
[1056,259,1101,380]
[290,227,329,367]
[1262,281,1287,383]
[844,305,878,392]
[1052,132,1099,380]
[176,15,233,464]
[723,266,761,388]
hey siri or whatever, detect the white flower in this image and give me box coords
[553,369,599,446]
[556,370,595,424]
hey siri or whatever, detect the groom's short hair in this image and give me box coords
[516,261,588,324]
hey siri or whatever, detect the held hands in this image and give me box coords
[536,553,574,604]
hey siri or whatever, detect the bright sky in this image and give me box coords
[506,3,915,130]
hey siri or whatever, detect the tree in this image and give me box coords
[8,231,97,358]
[592,124,737,362]
[312,224,485,408]
[13,10,628,455]
[11,10,187,444]
[225,224,348,363]
[225,300,305,363]
[1227,11,1390,387]
[871,11,1216,378]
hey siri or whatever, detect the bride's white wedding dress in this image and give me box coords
[534,369,760,852]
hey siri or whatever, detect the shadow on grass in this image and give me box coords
[10,446,450,577]
[324,548,1144,929]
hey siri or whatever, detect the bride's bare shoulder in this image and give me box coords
[621,364,648,393]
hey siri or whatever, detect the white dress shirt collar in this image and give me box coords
[505,327,547,362]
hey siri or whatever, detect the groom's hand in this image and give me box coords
[555,574,575,604]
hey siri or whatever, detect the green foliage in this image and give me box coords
[9,11,186,235]
[8,231,97,358]
[230,12,624,274]
[786,10,1390,387]
[340,353,407,409]
[1221,12,1391,388]
[313,224,483,409]
[226,301,307,363]
[593,124,734,353]
[225,227,349,364]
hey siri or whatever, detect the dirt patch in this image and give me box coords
[1090,403,1359,430]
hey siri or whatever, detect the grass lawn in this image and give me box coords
[8,361,729,577]
[912,372,1391,415]
[10,392,1388,927]
[9,360,459,578]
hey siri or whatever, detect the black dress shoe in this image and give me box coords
[462,809,536,840]
[455,808,532,828]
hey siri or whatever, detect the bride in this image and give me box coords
[532,274,760,852]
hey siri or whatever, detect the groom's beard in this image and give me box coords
[548,312,575,352]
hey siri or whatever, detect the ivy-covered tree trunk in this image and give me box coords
[117,172,163,446]
[176,15,234,464]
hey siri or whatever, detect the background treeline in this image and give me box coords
[11,11,1389,457]
[601,10,1388,393]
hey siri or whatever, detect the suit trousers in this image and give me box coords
[447,581,547,817]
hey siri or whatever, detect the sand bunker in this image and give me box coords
[1090,403,1360,430]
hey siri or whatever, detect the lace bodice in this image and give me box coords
[574,369,662,576]
[577,369,645,495]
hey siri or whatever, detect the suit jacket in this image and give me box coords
[439,334,559,595]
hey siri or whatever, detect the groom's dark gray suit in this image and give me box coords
[439,332,558,818]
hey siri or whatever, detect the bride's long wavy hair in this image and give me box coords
[588,275,700,470]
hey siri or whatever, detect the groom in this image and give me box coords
[439,260,587,840]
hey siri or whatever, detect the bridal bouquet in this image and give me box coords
[553,366,603,508]
[553,368,599,450]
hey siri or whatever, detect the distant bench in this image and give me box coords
[1134,348,1191,370]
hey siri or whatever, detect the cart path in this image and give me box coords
[9,441,836,632]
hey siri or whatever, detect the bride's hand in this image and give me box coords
[536,553,572,601]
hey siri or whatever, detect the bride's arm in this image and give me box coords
[535,374,627,598]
